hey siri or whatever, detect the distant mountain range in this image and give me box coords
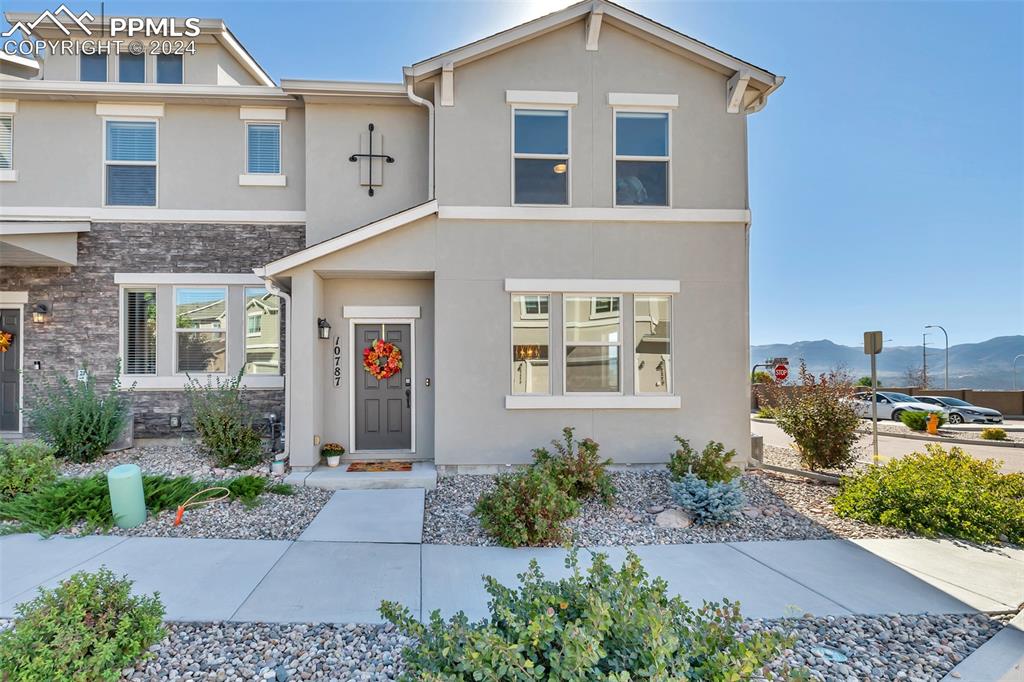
[750,336,1024,390]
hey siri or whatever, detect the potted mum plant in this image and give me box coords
[322,442,345,467]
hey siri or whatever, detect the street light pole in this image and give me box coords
[1014,354,1024,390]
[922,332,928,388]
[925,325,948,389]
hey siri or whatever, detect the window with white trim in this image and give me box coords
[105,120,157,207]
[615,111,669,206]
[244,287,281,375]
[123,289,157,375]
[246,122,281,175]
[565,295,622,393]
[81,53,107,82]
[0,116,12,171]
[175,287,227,374]
[634,295,671,394]
[513,108,569,205]
[118,52,145,83]
[156,54,183,84]
[511,294,550,395]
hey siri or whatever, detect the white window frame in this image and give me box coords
[519,294,549,320]
[102,117,159,208]
[511,105,571,207]
[0,113,14,182]
[115,50,147,84]
[246,311,262,337]
[633,294,673,396]
[173,285,228,376]
[244,120,283,175]
[510,292,552,396]
[612,108,672,208]
[563,293,623,396]
[120,287,158,377]
[590,296,620,318]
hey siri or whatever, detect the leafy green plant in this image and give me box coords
[0,440,57,500]
[532,426,615,505]
[25,368,132,463]
[0,568,165,681]
[667,437,741,484]
[670,473,745,524]
[226,475,293,507]
[981,428,1008,441]
[834,444,1024,544]
[856,376,882,387]
[756,406,778,419]
[768,362,860,471]
[184,370,264,468]
[321,442,345,455]
[899,410,947,431]
[752,370,775,384]
[381,549,795,681]
[474,466,580,547]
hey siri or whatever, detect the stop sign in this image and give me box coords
[774,364,789,381]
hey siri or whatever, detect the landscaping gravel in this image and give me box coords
[855,421,1023,444]
[422,468,908,546]
[761,443,868,475]
[60,444,277,481]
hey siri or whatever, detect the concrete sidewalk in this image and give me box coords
[2,534,1021,624]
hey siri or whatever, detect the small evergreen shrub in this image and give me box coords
[667,437,741,483]
[0,568,165,681]
[833,444,1024,544]
[474,466,579,547]
[532,426,615,504]
[981,428,1008,441]
[25,369,131,463]
[899,410,947,431]
[756,406,778,419]
[0,441,57,500]
[670,473,745,524]
[184,371,264,468]
[381,550,795,681]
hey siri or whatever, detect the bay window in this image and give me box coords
[565,295,621,393]
[175,287,226,373]
[614,111,669,206]
[513,109,569,205]
[511,294,550,394]
[634,295,672,394]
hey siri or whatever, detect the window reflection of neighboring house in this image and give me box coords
[245,292,281,374]
[511,295,549,395]
[635,296,670,394]
[177,297,227,371]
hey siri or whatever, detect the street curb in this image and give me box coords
[853,430,1024,449]
[748,459,841,485]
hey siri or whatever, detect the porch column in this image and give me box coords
[287,269,324,469]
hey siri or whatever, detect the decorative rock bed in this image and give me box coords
[60,444,275,481]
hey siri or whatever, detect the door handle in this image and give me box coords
[405,388,411,408]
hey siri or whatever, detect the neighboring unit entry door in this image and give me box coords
[0,308,20,432]
[354,323,412,451]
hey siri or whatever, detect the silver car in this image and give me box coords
[912,396,1003,425]
[850,391,945,422]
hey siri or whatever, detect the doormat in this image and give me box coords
[346,461,413,473]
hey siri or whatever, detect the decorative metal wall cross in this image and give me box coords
[348,123,394,197]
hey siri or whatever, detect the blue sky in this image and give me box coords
[5,0,1022,347]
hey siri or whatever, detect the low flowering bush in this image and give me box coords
[0,440,57,500]
[981,427,1008,441]
[0,568,165,682]
[474,466,579,547]
[532,426,615,505]
[833,444,1024,544]
[899,410,947,431]
[670,473,745,525]
[381,550,796,681]
[184,371,264,468]
[667,437,740,484]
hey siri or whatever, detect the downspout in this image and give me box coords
[405,80,435,199]
[264,277,291,459]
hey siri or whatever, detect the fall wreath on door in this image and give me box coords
[362,339,403,380]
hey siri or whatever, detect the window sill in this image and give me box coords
[239,174,286,187]
[0,170,18,182]
[505,395,680,410]
[119,374,284,391]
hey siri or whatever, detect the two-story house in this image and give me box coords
[0,0,783,474]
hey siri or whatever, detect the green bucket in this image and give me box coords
[107,463,146,529]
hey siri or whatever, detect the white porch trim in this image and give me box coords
[343,306,421,319]
[2,207,306,224]
[114,273,264,285]
[0,291,28,305]
[348,318,417,456]
[439,206,750,223]
[505,395,680,410]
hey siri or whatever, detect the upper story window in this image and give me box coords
[105,120,157,207]
[157,54,184,84]
[81,53,107,82]
[118,53,145,83]
[0,115,12,172]
[246,123,281,174]
[615,111,669,206]
[513,109,569,205]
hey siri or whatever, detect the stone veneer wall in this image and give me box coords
[0,222,305,438]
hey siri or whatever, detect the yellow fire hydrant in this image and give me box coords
[927,413,939,435]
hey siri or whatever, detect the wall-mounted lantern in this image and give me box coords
[317,318,331,340]
[31,303,50,323]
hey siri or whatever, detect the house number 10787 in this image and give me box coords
[333,337,342,387]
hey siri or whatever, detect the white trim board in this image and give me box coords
[0,222,90,236]
[343,306,421,319]
[505,395,680,410]
[505,279,679,293]
[607,93,678,108]
[239,174,287,187]
[239,106,287,121]
[506,90,578,105]
[114,273,265,285]
[0,291,28,305]
[0,100,17,115]
[348,318,417,456]
[96,102,165,118]
[439,206,750,223]
[2,207,306,224]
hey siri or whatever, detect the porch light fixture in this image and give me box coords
[317,318,331,340]
[552,162,567,174]
[31,303,49,323]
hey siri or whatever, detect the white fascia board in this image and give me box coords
[506,90,578,106]
[239,106,286,121]
[505,395,681,410]
[261,200,438,276]
[0,100,17,114]
[1,206,306,224]
[343,306,421,319]
[607,92,678,108]
[121,374,283,391]
[96,102,165,117]
[114,273,265,285]
[1,81,291,104]
[239,174,287,186]
[215,26,276,87]
[0,221,90,235]
[439,205,749,224]
[505,278,679,294]
[0,53,38,71]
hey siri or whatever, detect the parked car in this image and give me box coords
[911,396,1003,424]
[850,391,946,422]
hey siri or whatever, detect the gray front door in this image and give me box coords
[354,323,412,451]
[0,308,20,432]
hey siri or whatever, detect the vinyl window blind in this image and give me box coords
[123,289,157,375]
[0,116,11,170]
[246,123,281,174]
[105,120,157,206]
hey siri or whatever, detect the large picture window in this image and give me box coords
[175,287,227,374]
[244,287,281,375]
[105,120,157,206]
[511,294,550,395]
[565,295,621,393]
[615,111,669,206]
[513,109,569,205]
[634,295,671,394]
[123,289,157,375]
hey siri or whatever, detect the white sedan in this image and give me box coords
[851,391,946,422]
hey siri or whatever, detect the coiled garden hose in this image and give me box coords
[173,487,231,526]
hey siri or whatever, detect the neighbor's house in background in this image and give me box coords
[0,0,783,473]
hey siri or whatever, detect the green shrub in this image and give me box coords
[834,444,1024,544]
[381,549,795,681]
[25,369,131,463]
[756,406,778,419]
[769,362,860,471]
[667,437,741,484]
[184,371,264,468]
[0,568,165,681]
[0,440,57,500]
[225,475,293,507]
[670,473,745,524]
[899,410,947,431]
[981,428,1008,441]
[474,466,580,547]
[532,426,615,505]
